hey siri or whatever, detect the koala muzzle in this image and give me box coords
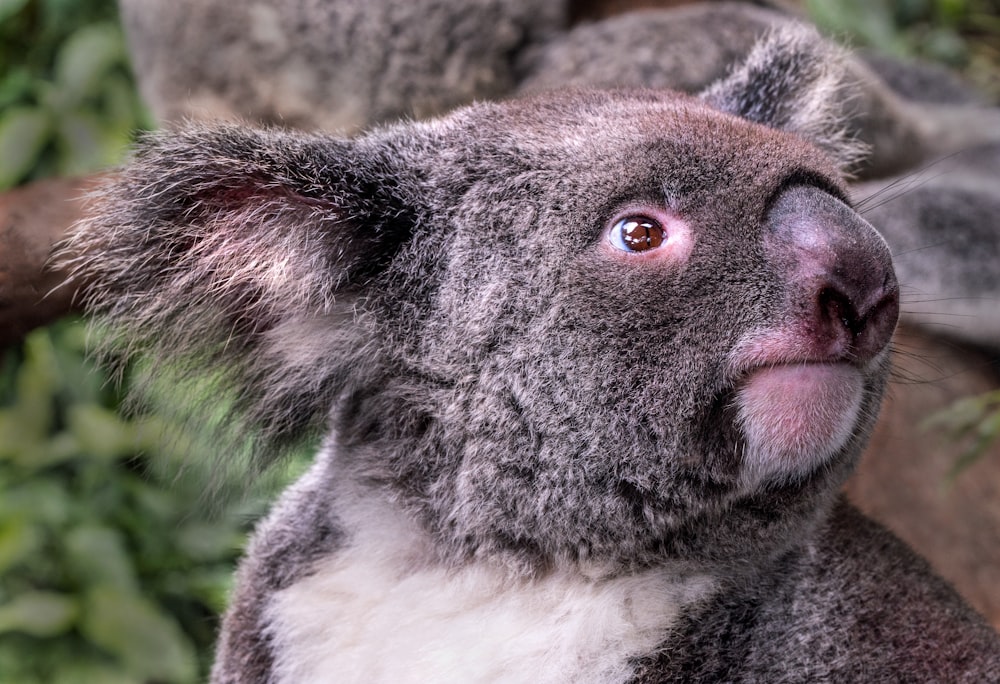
[731,186,900,483]
[766,185,900,365]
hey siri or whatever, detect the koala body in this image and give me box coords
[67,19,1000,680]
[120,0,1000,181]
[118,0,566,133]
[252,457,718,682]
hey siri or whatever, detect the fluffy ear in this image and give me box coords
[700,25,866,173]
[62,124,421,464]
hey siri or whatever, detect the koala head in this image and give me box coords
[69,27,898,574]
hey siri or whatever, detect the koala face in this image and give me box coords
[72,36,897,574]
[351,90,899,569]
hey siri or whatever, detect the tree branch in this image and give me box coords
[0,174,106,347]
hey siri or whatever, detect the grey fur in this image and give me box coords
[120,0,1000,181]
[66,17,1000,680]
[515,2,1000,179]
[630,500,1000,682]
[118,0,567,133]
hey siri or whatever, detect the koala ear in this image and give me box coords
[63,124,420,464]
[700,24,866,172]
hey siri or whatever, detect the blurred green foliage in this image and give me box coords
[0,1,291,681]
[806,0,1000,99]
[0,0,150,190]
[923,389,1000,481]
[0,323,274,682]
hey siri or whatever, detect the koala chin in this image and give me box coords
[65,16,1000,684]
[735,361,866,486]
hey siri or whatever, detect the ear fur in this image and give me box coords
[701,24,867,173]
[61,124,419,466]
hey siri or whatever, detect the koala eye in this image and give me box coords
[608,215,666,253]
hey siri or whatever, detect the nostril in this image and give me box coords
[816,281,899,362]
[853,288,900,361]
[765,184,900,364]
[818,286,859,337]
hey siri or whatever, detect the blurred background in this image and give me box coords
[0,0,997,681]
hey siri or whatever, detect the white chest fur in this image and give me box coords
[264,503,716,684]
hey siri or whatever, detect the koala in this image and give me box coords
[65,17,1000,681]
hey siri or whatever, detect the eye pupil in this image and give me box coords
[617,216,665,252]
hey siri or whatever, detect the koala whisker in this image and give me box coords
[888,240,955,260]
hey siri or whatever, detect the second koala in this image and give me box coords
[68,21,1000,684]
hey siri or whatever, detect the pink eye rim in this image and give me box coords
[608,214,667,253]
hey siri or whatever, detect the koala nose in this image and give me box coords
[766,185,899,364]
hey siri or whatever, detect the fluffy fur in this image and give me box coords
[263,463,717,683]
[121,0,1000,181]
[65,6,1000,683]
[118,0,566,133]
[117,0,1000,348]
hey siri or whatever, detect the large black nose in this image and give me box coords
[766,186,899,363]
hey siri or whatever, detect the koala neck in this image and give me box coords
[329,410,846,579]
[324,469,691,579]
[263,474,721,684]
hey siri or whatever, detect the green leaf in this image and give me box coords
[80,585,198,683]
[53,22,125,104]
[0,0,29,24]
[947,409,1000,479]
[15,329,62,437]
[64,525,138,591]
[0,591,78,636]
[0,106,50,190]
[176,522,246,563]
[806,0,913,57]
[921,393,991,434]
[0,68,35,108]
[15,431,81,470]
[934,0,968,23]
[49,346,103,406]
[101,72,147,133]
[0,518,42,574]
[55,109,128,176]
[66,404,137,461]
[181,568,235,615]
[926,390,1000,480]
[50,661,137,684]
[0,481,72,527]
[0,408,30,459]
